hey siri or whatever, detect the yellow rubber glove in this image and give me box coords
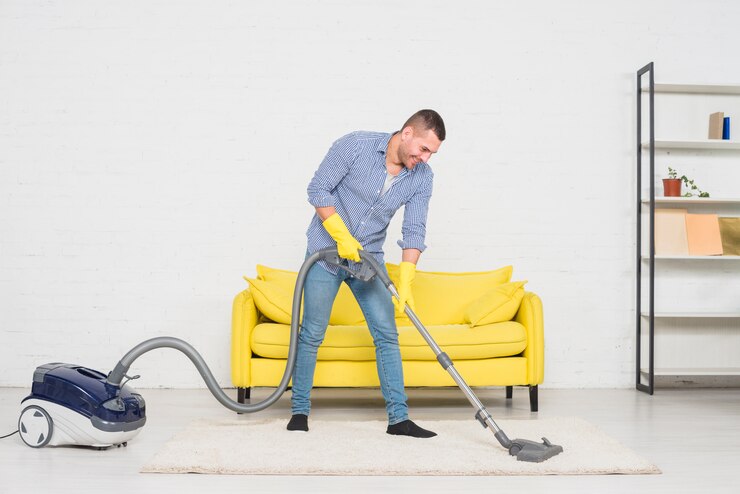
[393,261,417,314]
[322,213,363,262]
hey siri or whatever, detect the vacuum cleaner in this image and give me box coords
[18,248,563,462]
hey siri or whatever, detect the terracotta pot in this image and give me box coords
[662,178,682,197]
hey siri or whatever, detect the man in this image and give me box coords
[288,109,445,438]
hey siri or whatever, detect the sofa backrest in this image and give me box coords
[386,263,513,325]
[249,264,365,325]
[245,263,515,327]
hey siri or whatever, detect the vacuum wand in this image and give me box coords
[358,251,563,462]
[386,283,512,447]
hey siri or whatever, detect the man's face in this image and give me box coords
[398,126,442,170]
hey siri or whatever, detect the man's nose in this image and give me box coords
[421,151,431,162]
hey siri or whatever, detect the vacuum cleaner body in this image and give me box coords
[19,363,146,448]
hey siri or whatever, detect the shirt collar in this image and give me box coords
[377,132,395,156]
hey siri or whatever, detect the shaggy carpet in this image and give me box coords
[141,417,660,476]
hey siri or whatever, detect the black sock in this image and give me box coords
[386,419,437,438]
[287,414,308,431]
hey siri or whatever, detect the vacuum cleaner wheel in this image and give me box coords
[19,405,53,448]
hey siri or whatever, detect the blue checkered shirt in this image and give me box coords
[306,131,434,274]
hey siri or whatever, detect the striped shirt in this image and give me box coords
[306,131,434,274]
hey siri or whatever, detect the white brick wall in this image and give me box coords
[2,1,739,388]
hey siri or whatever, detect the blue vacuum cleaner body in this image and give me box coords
[18,363,146,448]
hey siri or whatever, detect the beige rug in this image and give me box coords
[141,417,660,476]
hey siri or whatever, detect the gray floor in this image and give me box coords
[1,386,738,493]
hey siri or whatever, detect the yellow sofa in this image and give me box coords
[231,263,545,412]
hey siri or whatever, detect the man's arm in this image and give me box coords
[315,206,336,221]
[394,176,431,313]
[307,133,358,209]
[402,248,421,265]
[317,205,363,261]
[397,174,433,260]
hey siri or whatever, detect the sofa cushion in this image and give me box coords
[386,263,513,325]
[244,277,295,324]
[250,321,527,361]
[465,281,527,326]
[247,265,365,325]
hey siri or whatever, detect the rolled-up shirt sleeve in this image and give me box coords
[397,173,433,252]
[307,133,358,208]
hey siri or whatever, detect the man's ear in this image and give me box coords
[401,125,414,140]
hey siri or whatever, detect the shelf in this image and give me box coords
[643,83,740,95]
[641,312,740,318]
[636,65,740,394]
[642,197,740,205]
[640,367,740,376]
[642,140,740,150]
[641,255,740,260]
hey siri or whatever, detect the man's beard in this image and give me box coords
[398,146,415,168]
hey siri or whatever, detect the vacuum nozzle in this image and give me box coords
[508,437,564,463]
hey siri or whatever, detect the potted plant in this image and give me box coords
[663,167,710,198]
[663,167,682,196]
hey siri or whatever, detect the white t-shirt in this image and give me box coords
[381,171,398,196]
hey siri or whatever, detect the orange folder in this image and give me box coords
[685,213,724,256]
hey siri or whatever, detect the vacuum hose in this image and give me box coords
[106,248,389,413]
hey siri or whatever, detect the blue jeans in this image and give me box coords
[291,257,409,425]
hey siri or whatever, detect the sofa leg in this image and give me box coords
[237,387,250,404]
[529,385,538,412]
[505,386,513,399]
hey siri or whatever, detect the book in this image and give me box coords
[708,112,724,139]
[685,213,723,256]
[654,209,689,256]
[723,116,730,140]
[719,217,740,255]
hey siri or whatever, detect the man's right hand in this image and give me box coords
[322,213,363,262]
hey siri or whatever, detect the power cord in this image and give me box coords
[1,430,19,439]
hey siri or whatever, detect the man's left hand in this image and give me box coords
[393,261,416,314]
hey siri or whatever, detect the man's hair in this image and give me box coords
[402,109,446,141]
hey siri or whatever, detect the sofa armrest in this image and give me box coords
[231,288,259,388]
[514,291,545,385]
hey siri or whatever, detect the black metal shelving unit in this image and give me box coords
[636,63,740,394]
[636,62,655,395]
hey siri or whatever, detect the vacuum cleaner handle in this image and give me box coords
[318,248,393,287]
[357,250,394,287]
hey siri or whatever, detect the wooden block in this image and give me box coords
[709,112,724,139]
